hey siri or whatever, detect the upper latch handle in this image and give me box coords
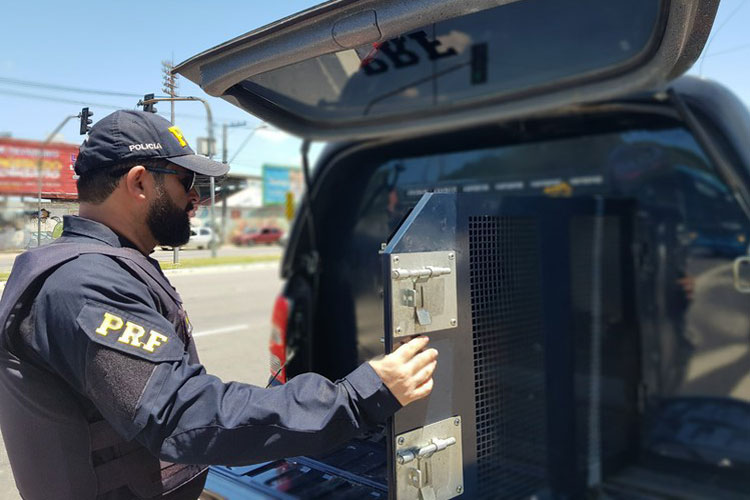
[397,436,457,465]
[392,266,452,280]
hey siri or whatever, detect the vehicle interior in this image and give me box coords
[281,103,750,498]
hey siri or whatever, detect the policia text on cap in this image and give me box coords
[0,110,438,500]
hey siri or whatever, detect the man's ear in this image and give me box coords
[123,166,148,201]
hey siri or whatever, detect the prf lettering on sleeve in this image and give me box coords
[95,312,169,353]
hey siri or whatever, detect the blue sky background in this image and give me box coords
[0,0,748,177]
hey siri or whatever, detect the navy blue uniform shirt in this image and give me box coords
[19,216,400,465]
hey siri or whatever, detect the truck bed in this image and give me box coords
[201,439,387,499]
[203,446,750,500]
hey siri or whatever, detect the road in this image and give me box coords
[0,262,283,499]
[0,244,283,273]
[151,245,283,264]
[679,255,750,399]
[175,263,283,386]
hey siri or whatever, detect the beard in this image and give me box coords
[147,184,193,247]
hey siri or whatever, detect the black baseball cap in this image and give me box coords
[74,110,229,177]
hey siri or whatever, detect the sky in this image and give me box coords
[0,0,748,177]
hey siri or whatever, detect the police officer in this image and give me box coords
[0,110,438,499]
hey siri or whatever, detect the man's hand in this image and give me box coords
[369,336,438,406]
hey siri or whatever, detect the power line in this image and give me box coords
[700,42,750,59]
[0,88,167,117]
[699,0,747,75]
[0,89,272,162]
[229,126,269,164]
[0,76,143,98]
[0,77,267,125]
[0,88,124,109]
[0,88,254,125]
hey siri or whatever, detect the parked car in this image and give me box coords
[231,227,283,246]
[176,1,750,498]
[186,227,215,249]
[230,227,258,246]
[246,227,283,245]
[161,227,215,250]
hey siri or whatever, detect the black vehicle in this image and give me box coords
[176,1,750,498]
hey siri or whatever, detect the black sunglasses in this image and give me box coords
[145,167,196,193]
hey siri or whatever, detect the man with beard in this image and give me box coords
[0,110,438,499]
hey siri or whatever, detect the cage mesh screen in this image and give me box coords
[469,216,549,499]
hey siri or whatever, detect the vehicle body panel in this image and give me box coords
[175,0,718,141]
[173,0,750,497]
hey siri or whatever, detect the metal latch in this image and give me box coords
[396,416,464,500]
[391,251,458,337]
[397,436,456,464]
[392,266,452,280]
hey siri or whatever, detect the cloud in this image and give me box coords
[281,153,302,166]
[255,127,293,143]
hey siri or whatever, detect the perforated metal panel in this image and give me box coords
[468,216,549,499]
[386,194,641,499]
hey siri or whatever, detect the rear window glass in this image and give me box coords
[366,127,743,239]
[347,122,750,472]
[242,0,661,124]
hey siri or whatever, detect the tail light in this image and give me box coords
[269,295,291,383]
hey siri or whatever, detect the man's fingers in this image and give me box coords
[411,377,434,401]
[370,336,438,406]
[413,360,437,389]
[406,348,438,373]
[393,336,430,361]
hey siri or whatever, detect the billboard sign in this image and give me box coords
[262,164,302,205]
[0,138,79,199]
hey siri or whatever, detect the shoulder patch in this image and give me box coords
[76,300,184,362]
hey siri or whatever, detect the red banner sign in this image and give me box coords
[0,138,79,199]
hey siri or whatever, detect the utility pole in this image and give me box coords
[162,60,180,264]
[162,60,178,124]
[221,121,246,244]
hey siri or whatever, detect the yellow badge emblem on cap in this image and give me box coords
[168,126,188,147]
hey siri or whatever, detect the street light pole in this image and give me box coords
[204,103,218,258]
[37,114,79,246]
[162,61,180,264]
[220,121,246,244]
[222,123,228,165]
